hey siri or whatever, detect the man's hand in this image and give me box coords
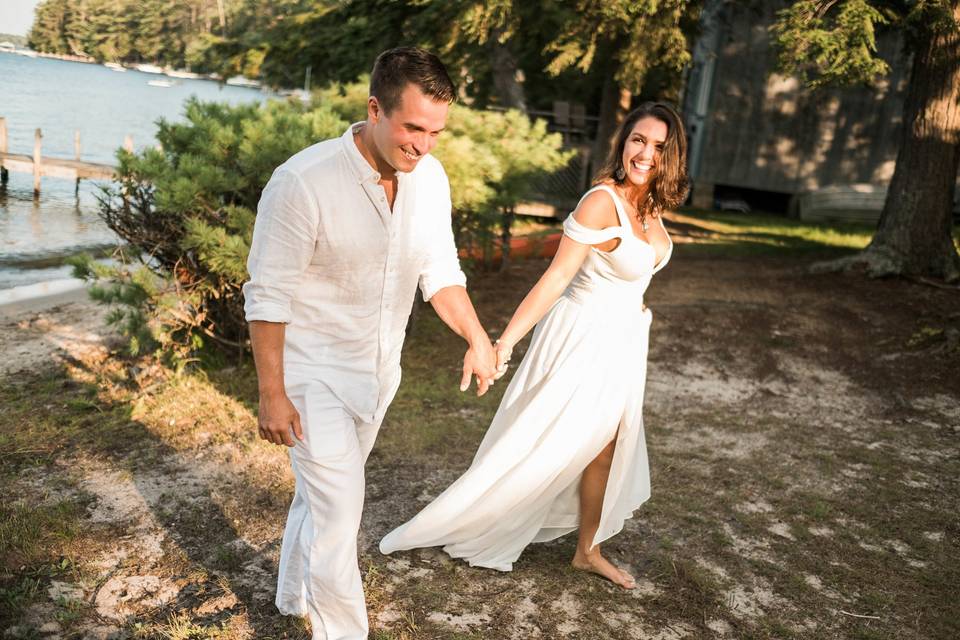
[257,389,305,447]
[427,286,499,397]
[460,335,498,396]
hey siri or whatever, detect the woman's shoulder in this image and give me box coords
[573,184,620,229]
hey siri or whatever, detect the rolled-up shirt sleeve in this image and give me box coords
[243,169,318,323]
[418,169,467,301]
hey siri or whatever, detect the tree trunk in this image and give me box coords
[499,206,516,272]
[488,28,526,111]
[862,3,960,281]
[591,73,632,178]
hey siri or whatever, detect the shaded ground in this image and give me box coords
[1,213,958,639]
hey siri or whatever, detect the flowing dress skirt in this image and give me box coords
[380,291,654,571]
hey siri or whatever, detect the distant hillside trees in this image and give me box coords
[0,33,28,47]
[28,0,250,69]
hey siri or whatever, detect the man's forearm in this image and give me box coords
[249,320,287,395]
[429,286,487,345]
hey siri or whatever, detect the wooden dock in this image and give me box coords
[0,152,115,181]
[0,117,125,194]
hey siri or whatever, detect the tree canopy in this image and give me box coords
[28,0,696,116]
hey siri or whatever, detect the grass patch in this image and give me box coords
[0,500,88,626]
[672,208,875,256]
[374,310,511,464]
[0,501,86,570]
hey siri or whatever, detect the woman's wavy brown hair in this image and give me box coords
[594,101,689,217]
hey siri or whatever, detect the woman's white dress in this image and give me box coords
[379,185,672,571]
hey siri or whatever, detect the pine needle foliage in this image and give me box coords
[772,0,892,87]
[72,98,348,369]
[73,86,571,367]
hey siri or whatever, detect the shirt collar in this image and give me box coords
[342,122,413,185]
[343,122,380,184]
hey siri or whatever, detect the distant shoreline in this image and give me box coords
[0,33,28,48]
[0,48,268,88]
[0,277,89,316]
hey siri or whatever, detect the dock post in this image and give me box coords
[0,117,7,185]
[75,130,82,195]
[33,128,42,196]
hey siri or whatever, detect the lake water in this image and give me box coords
[0,53,268,291]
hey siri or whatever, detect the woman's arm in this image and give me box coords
[495,191,619,368]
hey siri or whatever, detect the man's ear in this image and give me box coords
[368,96,382,123]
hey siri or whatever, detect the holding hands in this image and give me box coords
[459,332,514,397]
[460,335,498,396]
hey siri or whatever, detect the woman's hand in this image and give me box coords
[494,339,514,380]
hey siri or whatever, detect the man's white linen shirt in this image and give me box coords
[243,123,467,424]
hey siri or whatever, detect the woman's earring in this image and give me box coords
[614,165,626,181]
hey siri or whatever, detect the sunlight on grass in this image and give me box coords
[511,208,884,256]
[672,209,876,255]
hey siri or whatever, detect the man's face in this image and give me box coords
[368,83,449,174]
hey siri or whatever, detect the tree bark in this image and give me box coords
[488,28,526,111]
[499,206,516,272]
[862,3,960,281]
[591,73,632,178]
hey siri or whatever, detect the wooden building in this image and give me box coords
[682,0,912,217]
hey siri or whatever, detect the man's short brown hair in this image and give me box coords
[370,47,455,114]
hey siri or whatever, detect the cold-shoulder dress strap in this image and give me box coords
[562,185,626,246]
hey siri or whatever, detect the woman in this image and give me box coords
[380,102,688,589]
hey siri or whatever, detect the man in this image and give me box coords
[243,47,499,639]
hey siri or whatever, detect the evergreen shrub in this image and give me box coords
[73,86,572,366]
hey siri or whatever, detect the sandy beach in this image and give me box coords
[0,283,112,378]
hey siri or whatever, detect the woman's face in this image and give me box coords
[621,116,668,188]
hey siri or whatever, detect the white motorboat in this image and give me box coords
[165,69,202,79]
[225,75,262,88]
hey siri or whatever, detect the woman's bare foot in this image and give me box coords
[572,549,636,589]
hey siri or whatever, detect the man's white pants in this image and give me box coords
[275,379,381,640]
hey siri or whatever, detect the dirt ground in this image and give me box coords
[1,226,958,639]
